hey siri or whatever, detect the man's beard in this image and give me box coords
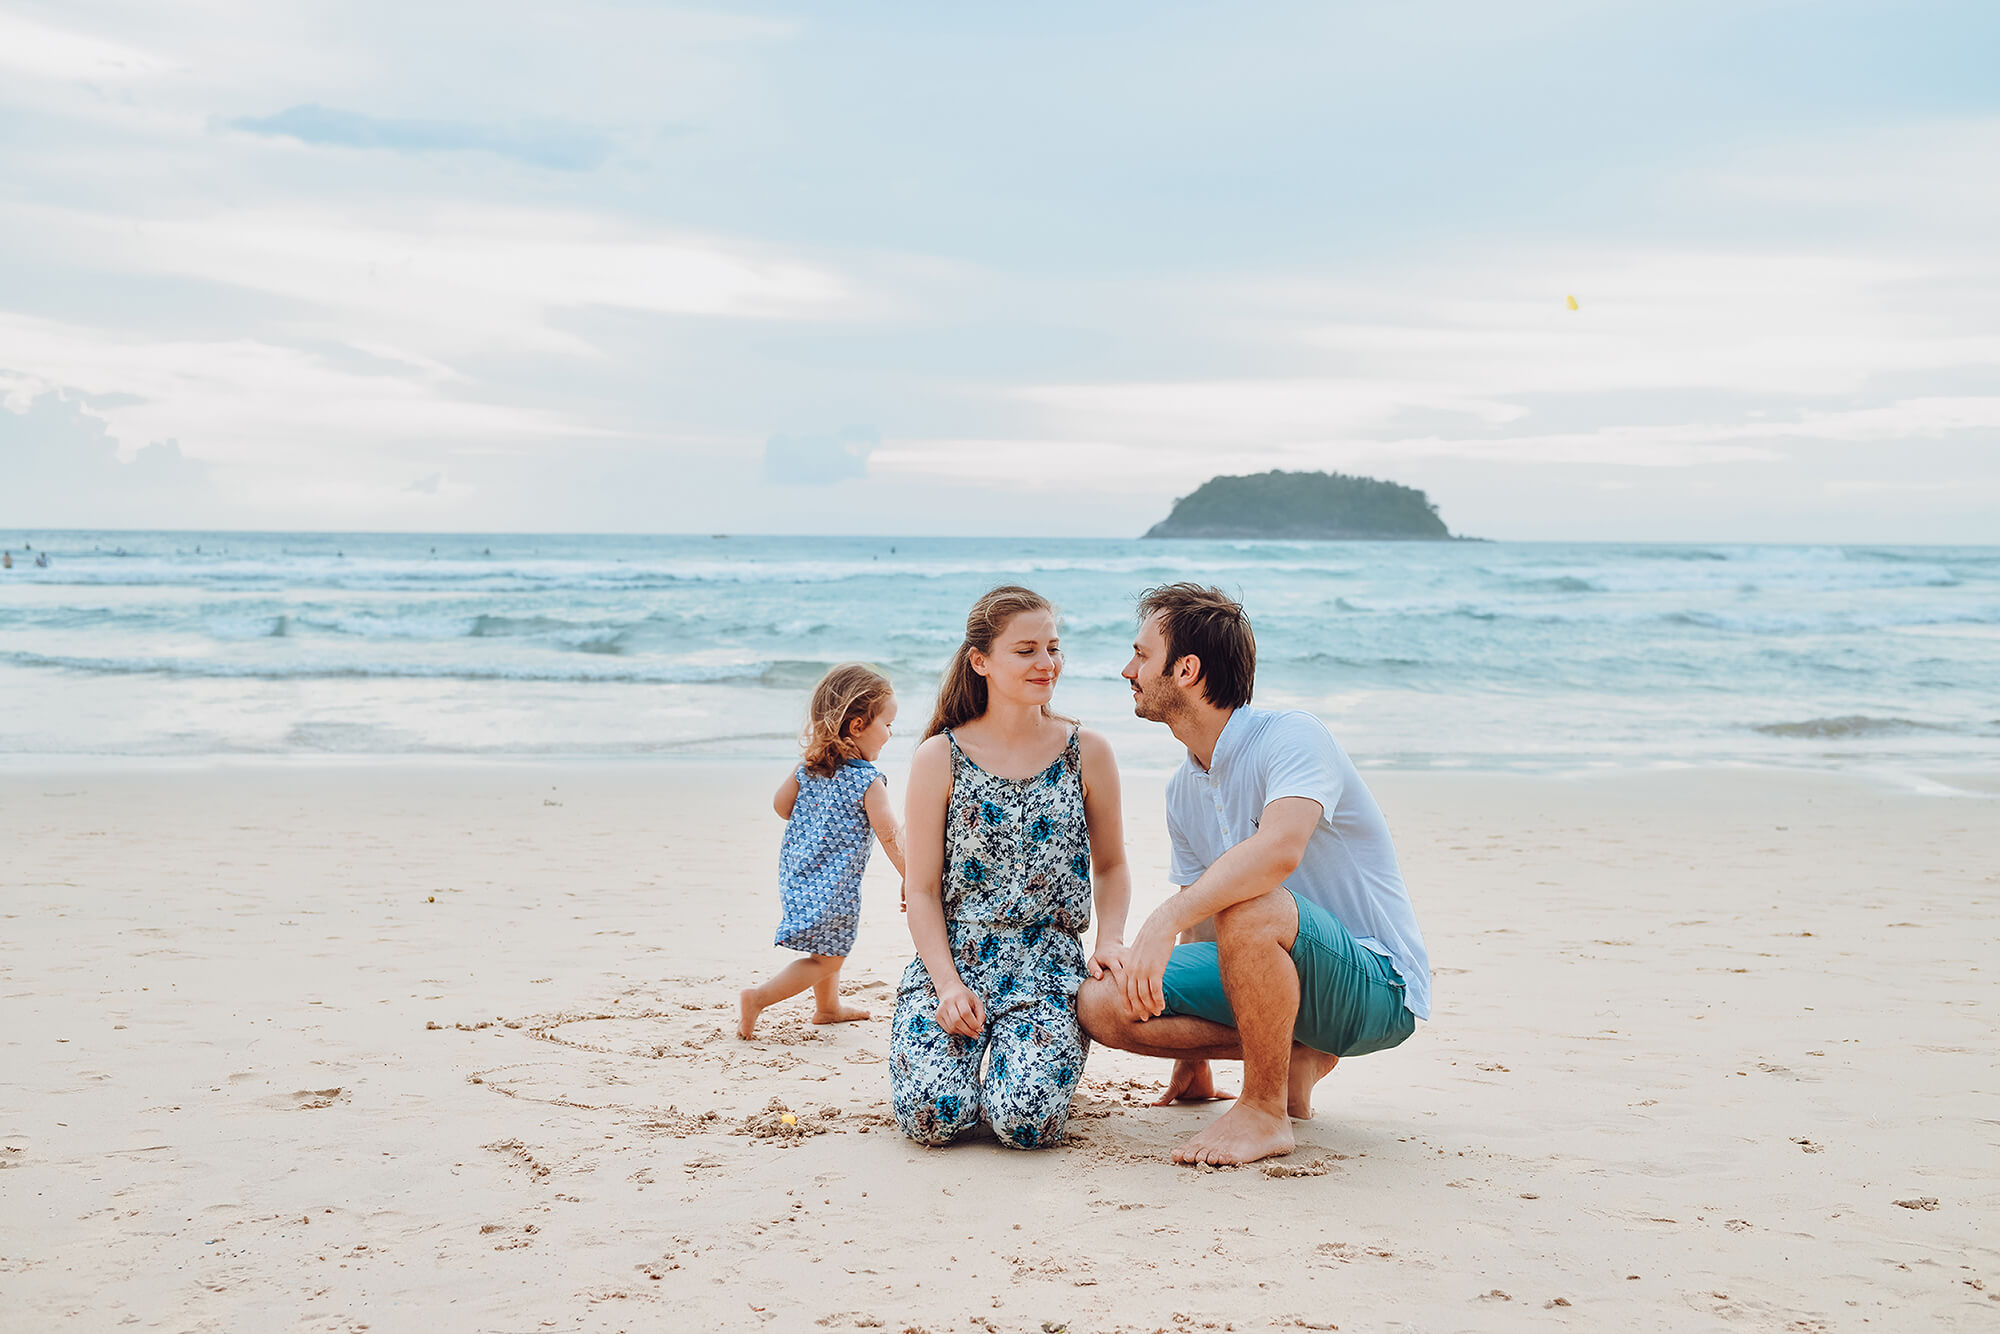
[1132,673,1186,724]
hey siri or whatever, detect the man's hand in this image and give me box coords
[1121,908,1178,1022]
[1152,1059,1236,1106]
[934,983,985,1039]
[1087,938,1129,981]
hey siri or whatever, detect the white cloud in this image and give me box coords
[1018,379,1525,445]
[0,12,172,80]
[0,7,1994,538]
[10,204,859,360]
[962,236,2000,486]
[765,427,878,485]
[1711,117,2000,227]
[1290,249,2000,399]
[0,199,865,477]
[871,439,1154,489]
[876,394,2000,488]
[0,313,609,467]
[0,389,213,528]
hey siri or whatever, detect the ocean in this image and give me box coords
[3,531,1996,783]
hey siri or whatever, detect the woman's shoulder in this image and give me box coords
[1073,726,1117,762]
[909,732,954,770]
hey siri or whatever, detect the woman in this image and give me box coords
[891,585,1131,1148]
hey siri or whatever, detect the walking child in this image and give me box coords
[739,664,907,1039]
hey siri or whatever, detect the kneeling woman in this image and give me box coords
[892,585,1131,1149]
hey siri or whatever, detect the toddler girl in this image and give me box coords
[739,663,906,1039]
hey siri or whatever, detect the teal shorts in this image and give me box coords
[1160,891,1416,1058]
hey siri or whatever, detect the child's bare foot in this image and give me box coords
[811,1003,871,1025]
[738,989,764,1040]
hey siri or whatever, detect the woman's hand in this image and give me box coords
[935,983,986,1039]
[1087,938,1129,982]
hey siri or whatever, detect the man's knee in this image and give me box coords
[1214,888,1298,947]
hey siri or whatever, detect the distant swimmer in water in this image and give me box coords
[2,551,11,569]
[35,551,49,567]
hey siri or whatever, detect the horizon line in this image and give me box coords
[3,526,1996,550]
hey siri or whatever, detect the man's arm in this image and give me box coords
[1120,796,1322,1021]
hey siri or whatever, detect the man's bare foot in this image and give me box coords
[1171,1100,1295,1166]
[1286,1045,1339,1119]
[1153,1059,1238,1106]
[811,1004,871,1025]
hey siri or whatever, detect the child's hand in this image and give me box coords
[935,983,985,1038]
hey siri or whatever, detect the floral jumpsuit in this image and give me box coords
[891,729,1093,1150]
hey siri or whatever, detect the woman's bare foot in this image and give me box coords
[1171,1099,1295,1166]
[737,989,764,1040]
[1153,1059,1238,1106]
[1286,1045,1339,1119]
[811,1003,871,1025]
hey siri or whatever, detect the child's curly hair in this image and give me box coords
[801,663,895,777]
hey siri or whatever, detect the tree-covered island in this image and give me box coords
[1143,469,1454,540]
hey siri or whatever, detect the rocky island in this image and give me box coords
[1143,469,1454,540]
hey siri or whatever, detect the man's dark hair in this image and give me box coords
[1136,583,1255,709]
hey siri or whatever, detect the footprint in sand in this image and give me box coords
[265,1087,349,1110]
[480,1221,539,1251]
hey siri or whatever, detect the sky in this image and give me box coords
[1,1,1996,541]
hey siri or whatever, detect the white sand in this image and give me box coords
[2,760,1994,1332]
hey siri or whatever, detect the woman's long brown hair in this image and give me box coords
[924,585,1069,739]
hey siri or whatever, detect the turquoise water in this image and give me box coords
[2,531,1996,777]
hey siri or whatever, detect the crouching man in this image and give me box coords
[1079,583,1431,1165]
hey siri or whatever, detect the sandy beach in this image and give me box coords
[2,760,1994,1332]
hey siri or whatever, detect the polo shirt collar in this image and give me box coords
[1195,706,1252,777]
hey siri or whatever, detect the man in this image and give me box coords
[1077,583,1430,1165]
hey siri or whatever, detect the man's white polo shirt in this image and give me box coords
[1166,705,1432,1021]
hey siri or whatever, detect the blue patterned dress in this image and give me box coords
[774,758,881,957]
[891,729,1093,1150]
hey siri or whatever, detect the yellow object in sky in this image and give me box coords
[1566,294,1579,311]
